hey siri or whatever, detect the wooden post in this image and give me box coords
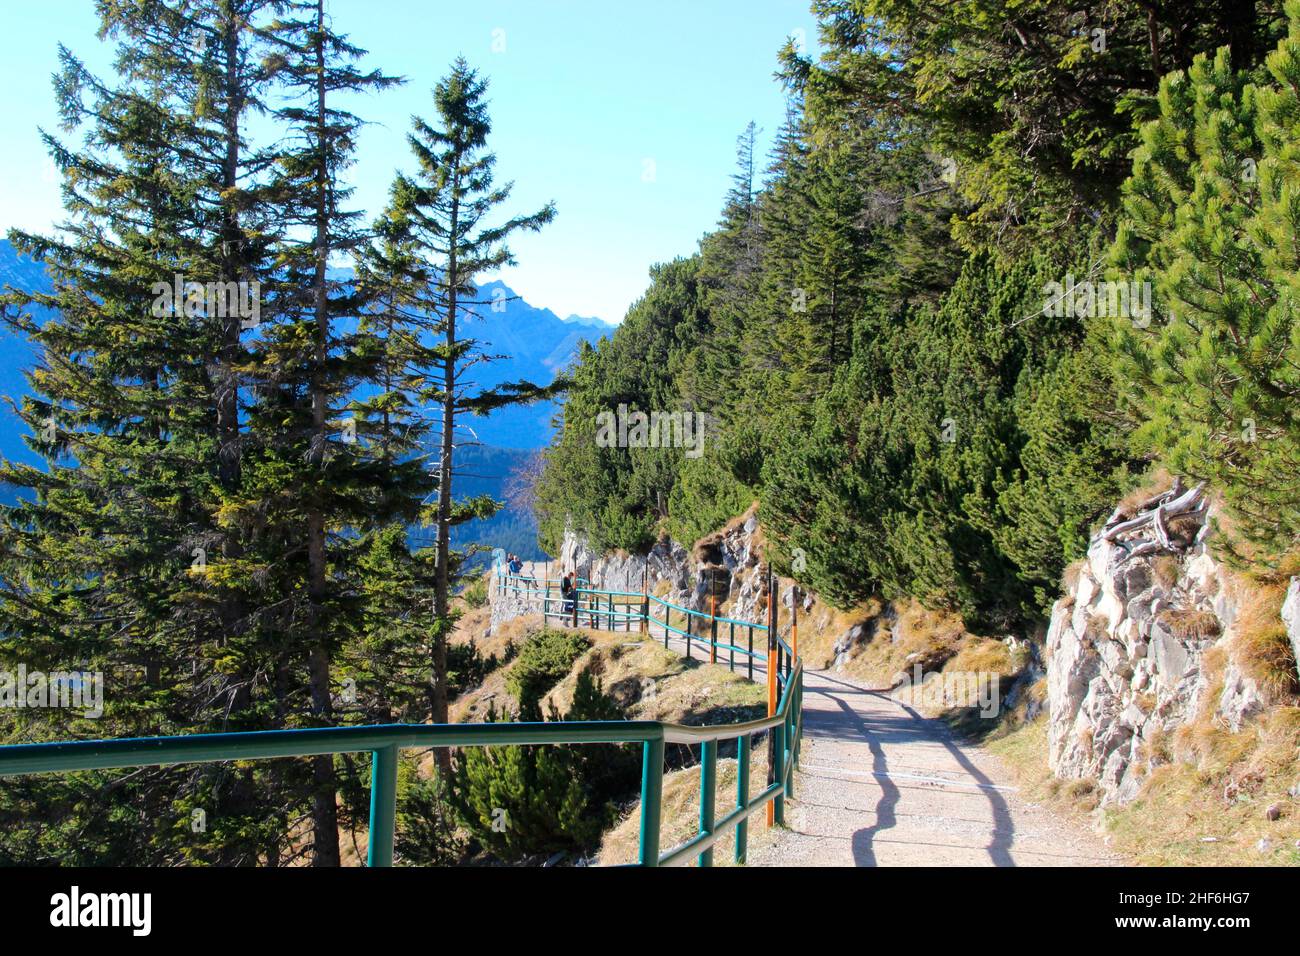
[765,565,778,828]
[709,568,718,664]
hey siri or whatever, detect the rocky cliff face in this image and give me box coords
[1046,486,1295,805]
[490,510,776,631]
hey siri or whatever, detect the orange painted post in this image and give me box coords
[709,568,718,664]
[640,559,648,635]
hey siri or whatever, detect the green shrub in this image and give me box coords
[450,664,640,861]
[395,773,465,866]
[446,640,496,697]
[506,629,590,718]
[461,575,489,609]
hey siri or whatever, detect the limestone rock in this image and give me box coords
[1217,663,1265,732]
[1045,494,1257,805]
[1283,577,1300,684]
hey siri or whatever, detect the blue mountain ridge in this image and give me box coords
[0,239,610,556]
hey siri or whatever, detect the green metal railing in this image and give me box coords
[0,576,804,868]
[496,571,773,679]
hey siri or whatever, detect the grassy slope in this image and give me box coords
[597,743,781,866]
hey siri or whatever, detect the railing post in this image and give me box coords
[698,739,717,867]
[709,569,718,664]
[796,667,804,768]
[773,720,786,828]
[572,588,579,628]
[729,621,735,672]
[784,702,796,802]
[685,611,692,659]
[765,566,778,828]
[367,744,399,867]
[792,586,799,663]
[734,733,749,865]
[747,625,753,680]
[638,737,665,867]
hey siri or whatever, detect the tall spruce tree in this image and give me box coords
[0,0,289,864]
[388,59,557,746]
[243,0,409,865]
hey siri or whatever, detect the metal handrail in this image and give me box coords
[0,648,803,869]
[502,575,776,678]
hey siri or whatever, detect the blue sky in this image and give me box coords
[0,0,815,324]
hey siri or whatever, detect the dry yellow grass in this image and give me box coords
[986,720,1106,818]
[449,616,577,722]
[596,742,780,866]
[1227,567,1300,702]
[831,598,971,688]
[1151,554,1182,591]
[1156,607,1222,641]
[990,685,1300,865]
[1108,467,1177,525]
[787,597,880,671]
[542,637,765,725]
[1102,705,1300,865]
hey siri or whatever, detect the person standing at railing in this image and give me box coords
[507,554,523,575]
[561,572,576,617]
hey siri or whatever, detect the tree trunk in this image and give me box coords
[431,166,460,777]
[306,1,340,866]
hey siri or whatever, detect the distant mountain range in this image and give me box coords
[0,239,612,461]
[0,239,611,556]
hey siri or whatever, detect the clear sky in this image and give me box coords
[0,0,816,324]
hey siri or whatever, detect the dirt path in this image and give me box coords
[745,667,1117,867]
[497,579,1114,866]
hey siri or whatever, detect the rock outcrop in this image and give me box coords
[1045,483,1273,805]
[491,510,773,631]
[1283,578,1300,681]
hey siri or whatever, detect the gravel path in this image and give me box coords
[503,581,1114,867]
[745,667,1118,867]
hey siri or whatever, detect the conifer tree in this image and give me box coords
[0,0,288,864]
[240,0,408,865]
[1113,6,1300,554]
[387,59,557,740]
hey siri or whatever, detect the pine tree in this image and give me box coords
[1113,5,1300,554]
[231,0,410,865]
[388,59,557,746]
[0,0,289,864]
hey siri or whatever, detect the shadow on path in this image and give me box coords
[806,673,1016,867]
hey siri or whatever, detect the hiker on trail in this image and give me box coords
[508,554,523,575]
[561,572,575,617]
